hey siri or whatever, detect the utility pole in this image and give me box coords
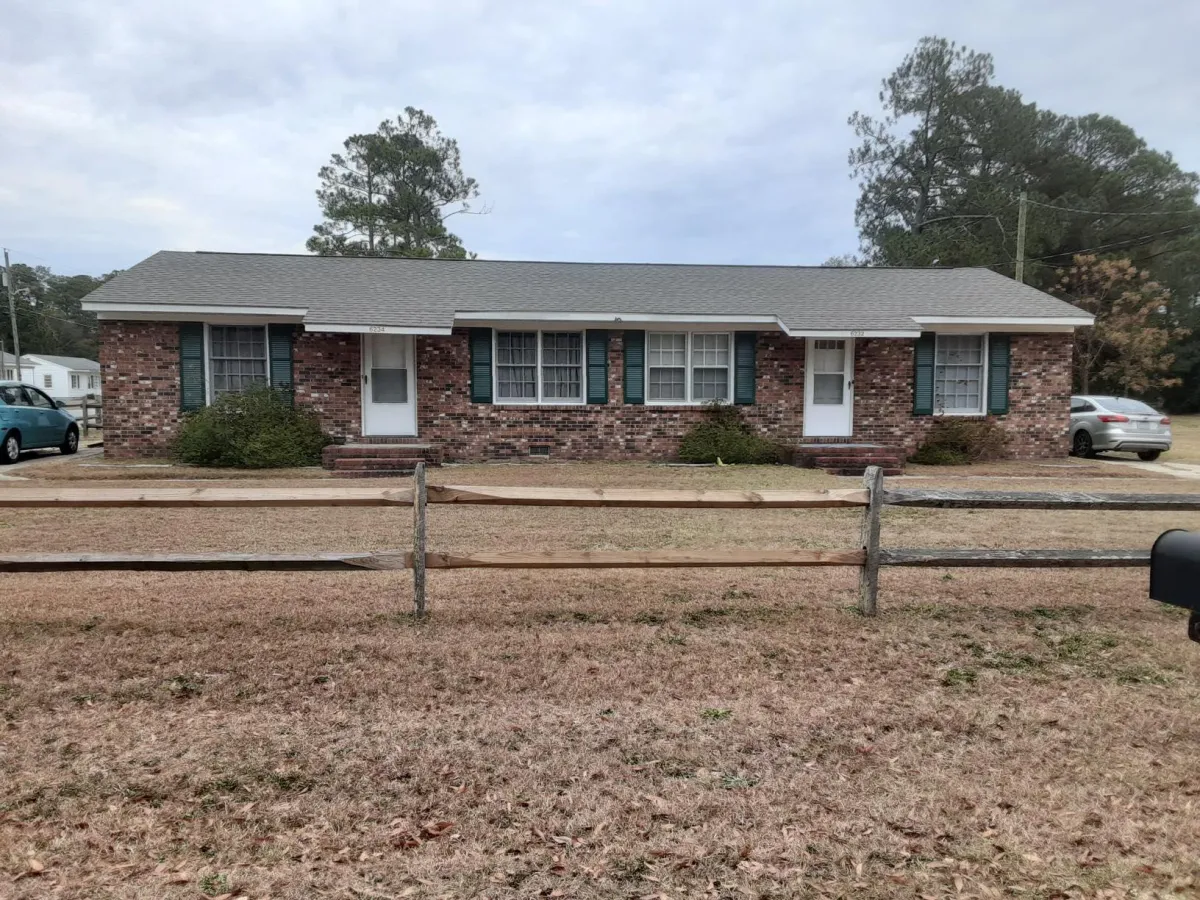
[1014,191,1029,283]
[2,248,20,366]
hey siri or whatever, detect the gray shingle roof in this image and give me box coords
[82,251,1091,332]
[23,354,100,371]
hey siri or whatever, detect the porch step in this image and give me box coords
[331,468,418,479]
[322,443,443,470]
[794,443,905,476]
[826,467,905,477]
[333,457,427,471]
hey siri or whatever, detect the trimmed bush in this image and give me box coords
[910,418,1009,466]
[678,402,783,464]
[173,386,333,468]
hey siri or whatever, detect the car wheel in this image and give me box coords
[60,426,79,455]
[1137,450,1162,462]
[1072,430,1095,458]
[0,431,20,464]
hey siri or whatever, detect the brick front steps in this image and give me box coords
[322,442,443,478]
[794,443,905,477]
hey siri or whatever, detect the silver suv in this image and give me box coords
[1069,395,1172,461]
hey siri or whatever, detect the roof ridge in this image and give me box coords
[186,251,976,272]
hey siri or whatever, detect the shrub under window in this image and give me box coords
[677,402,782,464]
[910,418,1009,466]
[173,385,332,468]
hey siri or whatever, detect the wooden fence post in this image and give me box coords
[858,465,883,616]
[413,462,427,616]
[80,398,89,438]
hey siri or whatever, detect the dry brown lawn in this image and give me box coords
[2,461,1199,899]
[1162,414,1200,464]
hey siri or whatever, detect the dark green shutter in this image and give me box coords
[179,322,205,411]
[586,330,608,404]
[987,334,1011,415]
[913,332,936,416]
[469,328,493,403]
[268,324,295,399]
[734,332,756,405]
[623,330,645,404]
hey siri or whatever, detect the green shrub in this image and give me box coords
[173,386,332,468]
[911,418,1009,466]
[678,402,783,464]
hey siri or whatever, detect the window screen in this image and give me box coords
[210,325,268,395]
[934,335,984,413]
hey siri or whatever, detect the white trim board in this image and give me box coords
[304,323,453,335]
[911,316,1093,327]
[84,302,308,318]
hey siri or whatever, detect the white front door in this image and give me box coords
[362,334,416,436]
[803,338,854,437]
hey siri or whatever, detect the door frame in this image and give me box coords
[360,333,417,437]
[802,337,855,438]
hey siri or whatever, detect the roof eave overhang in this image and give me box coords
[83,301,308,321]
[911,315,1093,330]
[304,323,453,335]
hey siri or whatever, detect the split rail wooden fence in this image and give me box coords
[1,463,1197,616]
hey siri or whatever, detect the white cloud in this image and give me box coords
[0,0,1196,274]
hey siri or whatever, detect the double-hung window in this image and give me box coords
[495,331,583,403]
[88,375,98,390]
[209,325,268,396]
[934,334,985,414]
[70,374,81,389]
[647,332,731,403]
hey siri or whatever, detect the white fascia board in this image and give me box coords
[84,301,308,318]
[788,329,922,338]
[454,311,791,332]
[911,315,1094,326]
[304,323,453,335]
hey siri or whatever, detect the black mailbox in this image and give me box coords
[1149,529,1200,643]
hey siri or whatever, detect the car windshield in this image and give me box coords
[1102,398,1160,415]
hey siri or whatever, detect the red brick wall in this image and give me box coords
[852,333,1073,458]
[99,320,183,458]
[294,331,361,439]
[99,324,1072,461]
[413,330,807,460]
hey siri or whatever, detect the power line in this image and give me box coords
[980,223,1199,272]
[1025,198,1200,218]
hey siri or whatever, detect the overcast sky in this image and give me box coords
[2,0,1197,276]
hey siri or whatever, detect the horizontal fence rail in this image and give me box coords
[0,486,869,510]
[886,489,1200,511]
[0,465,1188,615]
[880,549,1152,568]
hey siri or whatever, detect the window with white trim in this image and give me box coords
[647,332,731,403]
[934,334,985,414]
[88,375,98,390]
[209,325,268,395]
[71,374,80,389]
[495,331,583,403]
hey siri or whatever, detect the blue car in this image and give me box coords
[0,382,80,464]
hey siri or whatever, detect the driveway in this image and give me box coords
[0,446,103,479]
[1092,453,1200,481]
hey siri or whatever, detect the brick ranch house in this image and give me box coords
[82,252,1092,473]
